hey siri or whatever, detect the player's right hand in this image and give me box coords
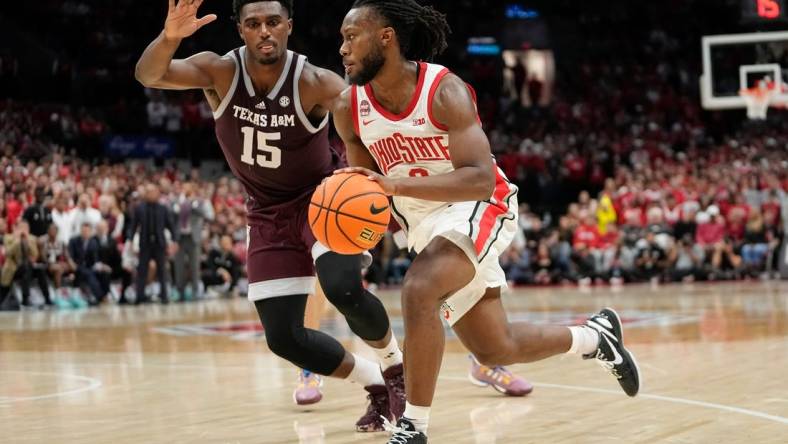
[164,0,217,40]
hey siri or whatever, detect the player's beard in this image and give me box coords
[256,51,282,65]
[349,43,385,86]
[253,44,284,65]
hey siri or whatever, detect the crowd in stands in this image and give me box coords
[497,133,788,287]
[2,1,788,310]
[0,127,248,310]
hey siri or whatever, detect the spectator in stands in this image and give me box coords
[39,223,72,305]
[67,222,104,306]
[202,235,241,296]
[531,242,557,284]
[696,212,725,255]
[6,190,25,229]
[500,244,532,285]
[51,195,74,245]
[98,194,124,241]
[0,221,40,310]
[22,187,53,237]
[94,220,122,301]
[172,182,213,301]
[673,207,697,242]
[740,210,769,274]
[70,193,101,232]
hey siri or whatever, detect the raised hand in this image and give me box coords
[164,0,217,40]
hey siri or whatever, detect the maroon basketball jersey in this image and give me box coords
[213,47,341,224]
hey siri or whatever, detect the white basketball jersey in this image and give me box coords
[351,62,460,232]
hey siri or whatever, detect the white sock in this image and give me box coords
[348,354,385,387]
[567,326,600,355]
[403,402,430,433]
[373,334,403,370]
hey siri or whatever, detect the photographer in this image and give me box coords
[668,235,704,282]
[201,235,241,296]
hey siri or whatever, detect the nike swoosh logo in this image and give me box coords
[363,119,376,126]
[370,203,389,215]
[602,335,624,365]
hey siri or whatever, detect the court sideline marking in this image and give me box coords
[2,365,786,427]
[441,375,788,425]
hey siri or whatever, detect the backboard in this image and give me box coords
[700,30,788,110]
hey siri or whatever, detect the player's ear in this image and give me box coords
[287,18,293,36]
[380,27,394,48]
[237,22,244,40]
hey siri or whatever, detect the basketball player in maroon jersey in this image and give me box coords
[332,1,640,442]
[135,0,404,432]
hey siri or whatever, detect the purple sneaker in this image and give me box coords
[355,384,390,432]
[293,369,323,405]
[382,363,405,420]
[468,355,533,396]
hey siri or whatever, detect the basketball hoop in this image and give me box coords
[739,81,779,120]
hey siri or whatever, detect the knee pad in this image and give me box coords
[315,253,389,341]
[315,253,364,310]
[264,323,303,360]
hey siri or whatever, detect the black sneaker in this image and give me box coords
[386,418,427,444]
[583,308,641,397]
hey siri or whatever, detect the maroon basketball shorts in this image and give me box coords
[245,195,370,302]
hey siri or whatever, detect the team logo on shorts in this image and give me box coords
[440,301,455,321]
[360,100,371,117]
[279,96,291,107]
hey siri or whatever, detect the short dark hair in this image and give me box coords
[352,0,450,61]
[233,0,293,22]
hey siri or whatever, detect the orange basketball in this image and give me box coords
[308,172,391,254]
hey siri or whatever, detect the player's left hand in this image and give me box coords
[333,167,398,196]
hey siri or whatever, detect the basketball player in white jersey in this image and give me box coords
[332,1,641,442]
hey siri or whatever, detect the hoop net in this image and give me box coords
[739,82,779,120]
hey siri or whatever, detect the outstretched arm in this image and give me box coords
[337,73,495,202]
[135,0,221,90]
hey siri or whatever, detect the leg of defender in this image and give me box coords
[294,283,328,406]
[314,251,407,421]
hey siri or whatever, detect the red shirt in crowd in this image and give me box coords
[573,223,600,249]
[597,229,620,250]
[696,222,726,246]
[6,198,22,228]
[565,154,586,181]
[762,201,781,227]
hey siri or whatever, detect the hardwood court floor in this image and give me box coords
[1,281,787,443]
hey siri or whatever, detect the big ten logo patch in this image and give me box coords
[360,100,371,117]
[413,117,426,126]
[357,227,384,244]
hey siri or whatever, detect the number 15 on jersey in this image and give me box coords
[240,126,281,169]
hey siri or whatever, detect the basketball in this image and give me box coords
[308,172,391,254]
